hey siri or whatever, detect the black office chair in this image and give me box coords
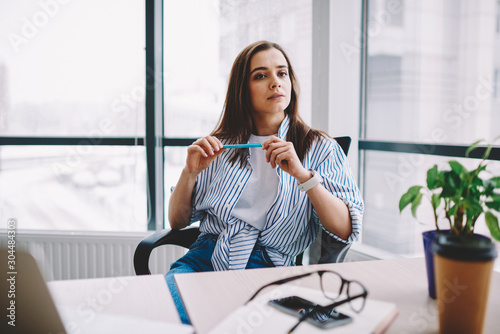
[134,136,352,275]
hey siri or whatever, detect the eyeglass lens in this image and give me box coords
[320,272,366,312]
[347,281,366,312]
[320,271,343,299]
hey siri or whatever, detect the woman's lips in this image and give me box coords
[268,93,285,100]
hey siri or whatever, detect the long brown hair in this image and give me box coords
[212,40,326,166]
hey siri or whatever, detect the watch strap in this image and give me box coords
[297,170,323,192]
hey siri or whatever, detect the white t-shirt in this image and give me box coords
[231,134,279,231]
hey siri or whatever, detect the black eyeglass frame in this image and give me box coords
[246,270,367,307]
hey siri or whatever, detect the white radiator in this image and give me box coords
[0,231,186,281]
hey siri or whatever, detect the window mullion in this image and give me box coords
[145,0,164,231]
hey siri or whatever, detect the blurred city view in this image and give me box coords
[0,0,499,257]
[0,0,147,231]
[364,0,500,254]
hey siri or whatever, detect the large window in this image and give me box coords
[0,0,147,231]
[361,0,500,255]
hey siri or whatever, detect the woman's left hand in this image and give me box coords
[263,136,352,239]
[262,136,310,182]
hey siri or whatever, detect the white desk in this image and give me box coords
[47,274,193,333]
[175,258,500,334]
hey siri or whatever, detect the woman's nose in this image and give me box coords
[270,79,281,89]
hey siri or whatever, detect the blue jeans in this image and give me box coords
[165,233,275,324]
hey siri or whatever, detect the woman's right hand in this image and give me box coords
[185,136,226,175]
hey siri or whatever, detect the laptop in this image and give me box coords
[1,248,193,334]
[1,247,65,334]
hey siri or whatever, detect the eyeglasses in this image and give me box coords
[245,270,368,333]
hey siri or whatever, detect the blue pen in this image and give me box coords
[222,143,262,149]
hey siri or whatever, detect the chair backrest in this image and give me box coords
[299,136,352,265]
[334,136,351,156]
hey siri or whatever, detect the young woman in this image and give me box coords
[166,40,364,324]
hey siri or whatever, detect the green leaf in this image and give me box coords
[426,165,439,189]
[438,170,447,185]
[441,171,460,197]
[482,145,492,160]
[483,179,495,195]
[449,203,457,216]
[399,186,422,212]
[470,164,487,179]
[411,192,423,218]
[465,140,483,157]
[490,177,500,188]
[449,160,467,177]
[431,193,441,210]
[485,200,500,212]
[485,211,500,241]
[463,199,482,221]
[468,175,483,191]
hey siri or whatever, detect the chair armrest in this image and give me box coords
[318,232,352,264]
[134,227,201,275]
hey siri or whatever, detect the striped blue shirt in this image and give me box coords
[190,116,364,271]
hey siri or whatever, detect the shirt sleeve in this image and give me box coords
[189,155,221,224]
[310,137,364,243]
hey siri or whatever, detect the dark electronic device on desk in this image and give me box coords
[268,296,352,329]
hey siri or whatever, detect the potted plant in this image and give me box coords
[399,140,499,333]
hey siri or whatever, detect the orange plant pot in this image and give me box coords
[433,234,497,334]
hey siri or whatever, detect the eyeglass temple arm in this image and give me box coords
[288,294,330,334]
[244,272,314,304]
[289,292,369,334]
[289,298,352,334]
[320,291,368,311]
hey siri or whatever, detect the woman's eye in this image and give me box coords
[279,71,288,77]
[254,73,265,80]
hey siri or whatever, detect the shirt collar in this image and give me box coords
[246,115,289,162]
[277,114,290,140]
